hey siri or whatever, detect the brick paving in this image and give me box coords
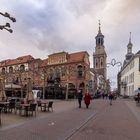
[0,99,140,140]
[0,99,97,140]
[0,100,76,128]
[69,99,140,140]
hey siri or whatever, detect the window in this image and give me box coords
[100,58,103,68]
[20,65,25,72]
[77,65,83,78]
[2,68,5,74]
[61,67,66,76]
[95,59,98,68]
[9,66,13,73]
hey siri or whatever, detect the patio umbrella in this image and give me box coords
[0,79,6,101]
[26,78,34,102]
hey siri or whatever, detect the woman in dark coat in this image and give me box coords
[84,92,91,108]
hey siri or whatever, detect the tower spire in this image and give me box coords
[129,32,131,43]
[98,20,101,34]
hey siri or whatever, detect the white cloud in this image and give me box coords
[0,0,140,89]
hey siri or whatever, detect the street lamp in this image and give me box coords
[0,11,16,33]
[107,58,122,68]
[41,68,48,99]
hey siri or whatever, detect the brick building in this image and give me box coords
[0,51,90,99]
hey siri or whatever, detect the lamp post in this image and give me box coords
[65,66,69,101]
[41,68,48,99]
[0,11,16,33]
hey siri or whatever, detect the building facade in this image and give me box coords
[0,51,90,98]
[0,55,42,97]
[118,34,140,96]
[120,51,140,96]
[44,51,90,98]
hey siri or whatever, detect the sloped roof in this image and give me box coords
[40,58,48,67]
[136,50,140,55]
[0,59,11,67]
[68,51,87,63]
[0,55,34,66]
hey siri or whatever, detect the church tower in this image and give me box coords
[93,21,107,80]
[123,32,134,66]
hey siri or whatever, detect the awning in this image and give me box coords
[5,84,21,89]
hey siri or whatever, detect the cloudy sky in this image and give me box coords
[0,0,140,89]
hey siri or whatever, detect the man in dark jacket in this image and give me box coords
[109,92,113,105]
[77,89,83,108]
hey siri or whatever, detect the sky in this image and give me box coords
[0,0,140,89]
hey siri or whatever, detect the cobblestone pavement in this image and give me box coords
[0,99,140,140]
[0,100,76,128]
[0,99,97,140]
[69,99,140,140]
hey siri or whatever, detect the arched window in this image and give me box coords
[98,38,100,44]
[20,65,25,72]
[2,68,5,74]
[100,58,103,68]
[77,65,83,78]
[95,59,98,68]
[9,66,13,73]
[61,67,66,76]
[79,82,85,89]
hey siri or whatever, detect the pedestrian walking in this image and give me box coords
[84,91,92,108]
[109,92,113,105]
[105,93,108,99]
[77,89,83,108]
[102,92,105,99]
[137,92,140,103]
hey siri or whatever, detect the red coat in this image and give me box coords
[84,93,91,105]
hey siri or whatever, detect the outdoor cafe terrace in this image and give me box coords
[0,99,54,128]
